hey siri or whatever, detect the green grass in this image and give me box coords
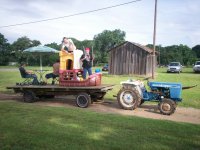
[0,101,200,150]
[0,66,200,108]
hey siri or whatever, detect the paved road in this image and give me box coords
[0,68,18,71]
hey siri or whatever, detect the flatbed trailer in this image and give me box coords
[7,84,114,108]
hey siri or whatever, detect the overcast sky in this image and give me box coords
[0,0,200,48]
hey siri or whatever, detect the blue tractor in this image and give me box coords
[117,79,183,115]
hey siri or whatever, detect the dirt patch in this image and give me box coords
[0,93,200,125]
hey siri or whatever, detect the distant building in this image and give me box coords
[108,41,156,75]
[8,62,17,66]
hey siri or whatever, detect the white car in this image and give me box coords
[193,61,200,73]
[167,62,182,73]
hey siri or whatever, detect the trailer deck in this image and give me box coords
[7,84,114,108]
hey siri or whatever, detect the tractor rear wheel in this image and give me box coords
[117,86,141,110]
[158,99,176,115]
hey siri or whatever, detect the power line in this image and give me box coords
[0,0,141,28]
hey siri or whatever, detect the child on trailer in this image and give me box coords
[61,37,76,53]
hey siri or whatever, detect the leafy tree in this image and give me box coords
[40,42,60,66]
[11,36,32,63]
[81,40,94,51]
[0,33,11,65]
[31,40,41,47]
[179,44,196,65]
[12,36,32,51]
[69,38,94,51]
[192,45,200,58]
[70,38,82,49]
[45,42,60,50]
[146,44,197,66]
[93,29,126,64]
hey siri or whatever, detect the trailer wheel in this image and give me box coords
[76,93,91,108]
[158,99,176,115]
[23,91,36,103]
[117,86,141,110]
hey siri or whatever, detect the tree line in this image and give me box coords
[0,31,199,66]
[147,44,199,66]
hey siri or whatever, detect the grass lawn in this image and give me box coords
[0,66,199,108]
[0,101,200,150]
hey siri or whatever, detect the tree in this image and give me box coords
[45,42,60,50]
[31,40,41,47]
[12,36,32,51]
[178,44,196,65]
[146,44,197,65]
[192,45,200,58]
[0,33,11,65]
[10,37,42,64]
[11,36,32,63]
[44,42,60,66]
[93,29,126,64]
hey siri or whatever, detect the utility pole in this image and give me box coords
[159,45,161,66]
[152,0,157,79]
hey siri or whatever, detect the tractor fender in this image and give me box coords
[121,83,143,98]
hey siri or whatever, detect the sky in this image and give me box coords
[0,0,200,48]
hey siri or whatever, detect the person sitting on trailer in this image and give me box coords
[80,47,94,79]
[61,37,76,53]
[45,59,60,84]
[19,62,39,85]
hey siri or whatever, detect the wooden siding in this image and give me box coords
[109,42,156,75]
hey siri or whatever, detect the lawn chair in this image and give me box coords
[51,76,59,85]
[17,68,32,85]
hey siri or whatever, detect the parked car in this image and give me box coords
[193,61,200,73]
[167,62,182,73]
[102,64,108,71]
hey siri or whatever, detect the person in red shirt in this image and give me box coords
[80,48,94,79]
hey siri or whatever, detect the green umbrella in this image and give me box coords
[23,45,59,70]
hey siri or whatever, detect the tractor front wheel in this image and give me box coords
[158,99,176,115]
[117,86,141,110]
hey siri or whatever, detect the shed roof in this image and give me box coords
[108,41,153,53]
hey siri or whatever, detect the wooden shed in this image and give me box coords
[108,41,156,75]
